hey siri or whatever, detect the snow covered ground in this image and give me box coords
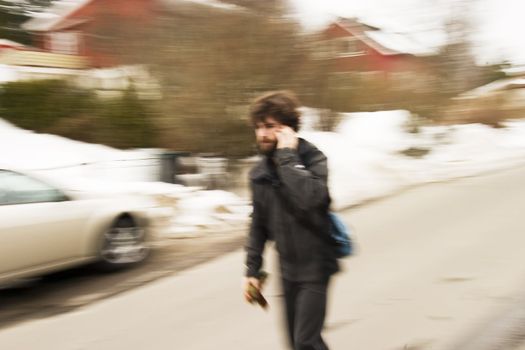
[2,110,525,236]
[301,109,525,209]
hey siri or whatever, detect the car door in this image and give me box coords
[0,170,92,276]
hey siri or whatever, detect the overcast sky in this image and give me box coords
[287,0,525,65]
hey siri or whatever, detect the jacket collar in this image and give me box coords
[250,156,274,182]
[250,138,313,182]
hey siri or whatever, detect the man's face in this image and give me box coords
[254,117,283,156]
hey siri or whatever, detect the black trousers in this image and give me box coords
[282,278,330,350]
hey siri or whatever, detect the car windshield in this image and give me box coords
[0,170,66,205]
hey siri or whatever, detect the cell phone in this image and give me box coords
[248,285,268,309]
[248,271,269,309]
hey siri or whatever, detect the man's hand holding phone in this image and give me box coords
[243,272,269,309]
[275,126,298,150]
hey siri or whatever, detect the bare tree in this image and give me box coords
[87,0,312,156]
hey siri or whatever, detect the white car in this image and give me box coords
[0,168,160,285]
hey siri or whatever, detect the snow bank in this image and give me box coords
[0,121,251,237]
[0,118,159,181]
[3,109,525,234]
[301,110,525,209]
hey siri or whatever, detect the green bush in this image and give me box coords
[0,79,94,131]
[95,88,157,148]
[0,80,156,149]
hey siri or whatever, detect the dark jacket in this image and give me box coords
[245,138,339,282]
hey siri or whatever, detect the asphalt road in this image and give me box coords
[1,164,525,349]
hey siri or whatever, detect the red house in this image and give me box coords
[22,0,238,68]
[317,17,435,79]
[22,0,159,68]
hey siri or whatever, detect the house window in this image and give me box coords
[311,40,336,60]
[337,38,364,57]
[313,37,365,60]
[49,32,79,55]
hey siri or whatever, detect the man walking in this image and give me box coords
[243,91,339,350]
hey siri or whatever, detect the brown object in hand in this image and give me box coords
[248,271,269,309]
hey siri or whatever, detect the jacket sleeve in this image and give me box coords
[245,184,268,278]
[274,147,330,214]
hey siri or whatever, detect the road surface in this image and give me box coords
[1,164,525,350]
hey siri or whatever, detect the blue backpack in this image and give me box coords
[328,212,354,258]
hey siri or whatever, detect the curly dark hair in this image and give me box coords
[249,90,301,131]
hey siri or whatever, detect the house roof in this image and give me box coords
[459,77,525,98]
[0,39,25,49]
[22,0,241,32]
[334,17,436,57]
[502,66,525,77]
[364,30,435,56]
[161,0,241,11]
[22,0,93,32]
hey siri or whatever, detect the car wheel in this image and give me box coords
[97,215,149,270]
